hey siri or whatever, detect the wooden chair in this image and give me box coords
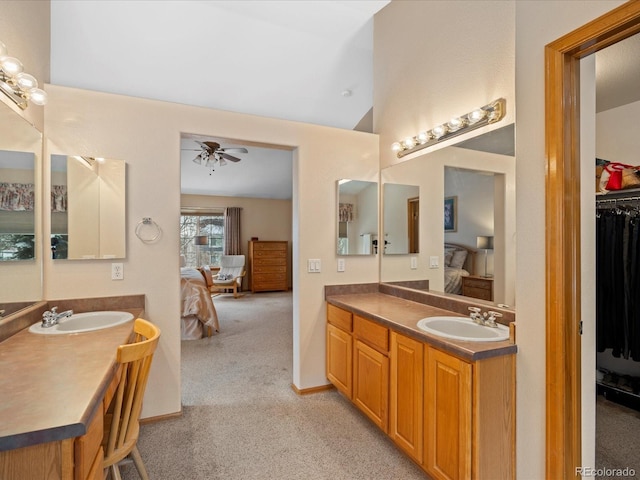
[202,255,246,298]
[103,318,161,480]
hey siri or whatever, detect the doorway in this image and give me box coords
[545,3,640,478]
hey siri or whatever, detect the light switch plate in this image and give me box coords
[410,257,418,269]
[429,256,439,269]
[337,258,345,272]
[308,259,321,273]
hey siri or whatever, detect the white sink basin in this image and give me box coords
[416,316,509,342]
[29,311,134,335]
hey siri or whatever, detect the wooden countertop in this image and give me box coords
[0,308,142,451]
[326,293,516,361]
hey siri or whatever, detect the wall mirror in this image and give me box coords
[0,100,43,309]
[337,179,378,255]
[382,183,419,254]
[380,124,516,307]
[51,154,126,260]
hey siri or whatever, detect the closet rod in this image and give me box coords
[596,195,640,206]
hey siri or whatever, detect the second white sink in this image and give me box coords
[29,311,134,335]
[416,316,509,342]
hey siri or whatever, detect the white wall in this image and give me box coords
[44,84,378,417]
[515,1,625,477]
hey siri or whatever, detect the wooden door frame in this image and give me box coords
[407,197,419,254]
[545,2,640,478]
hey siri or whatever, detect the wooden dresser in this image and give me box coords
[461,275,494,301]
[248,240,288,293]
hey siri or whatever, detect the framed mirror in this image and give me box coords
[382,183,419,254]
[337,179,378,255]
[51,154,126,260]
[380,124,516,307]
[0,100,43,307]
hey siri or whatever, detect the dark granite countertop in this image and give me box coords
[326,292,516,361]
[0,307,143,451]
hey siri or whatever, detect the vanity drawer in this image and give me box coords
[354,315,389,354]
[327,304,352,332]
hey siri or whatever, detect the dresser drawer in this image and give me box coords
[253,265,287,274]
[253,272,287,282]
[253,242,287,251]
[253,249,287,259]
[463,277,491,290]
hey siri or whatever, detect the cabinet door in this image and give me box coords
[390,332,424,464]
[424,347,472,480]
[354,340,389,432]
[326,323,352,398]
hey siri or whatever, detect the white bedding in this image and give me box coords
[180,267,219,339]
[444,266,469,294]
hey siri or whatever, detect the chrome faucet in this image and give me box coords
[41,307,73,328]
[468,307,502,328]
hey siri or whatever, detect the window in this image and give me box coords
[180,212,224,267]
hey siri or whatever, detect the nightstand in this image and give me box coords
[461,275,494,301]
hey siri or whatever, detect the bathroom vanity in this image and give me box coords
[0,299,144,480]
[325,285,516,480]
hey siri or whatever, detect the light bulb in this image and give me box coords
[431,125,447,139]
[468,108,486,124]
[15,72,37,91]
[28,88,47,105]
[403,137,416,149]
[391,142,403,152]
[1,56,23,77]
[447,117,464,131]
[417,131,429,144]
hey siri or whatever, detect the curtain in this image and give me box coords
[224,207,242,255]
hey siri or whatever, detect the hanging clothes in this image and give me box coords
[596,202,640,361]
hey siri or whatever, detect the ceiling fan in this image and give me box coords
[184,141,248,170]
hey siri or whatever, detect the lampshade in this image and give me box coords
[194,235,209,246]
[476,235,494,250]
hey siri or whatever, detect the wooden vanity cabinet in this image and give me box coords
[353,315,389,432]
[424,346,472,480]
[389,331,424,464]
[0,409,103,480]
[326,304,353,398]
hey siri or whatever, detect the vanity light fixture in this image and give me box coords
[0,40,47,109]
[391,98,506,158]
[73,156,96,170]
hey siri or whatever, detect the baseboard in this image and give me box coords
[139,410,183,425]
[290,383,335,395]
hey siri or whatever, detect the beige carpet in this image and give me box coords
[596,396,640,480]
[121,291,428,479]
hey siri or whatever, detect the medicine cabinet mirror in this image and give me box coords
[336,179,378,255]
[0,99,43,309]
[51,154,126,260]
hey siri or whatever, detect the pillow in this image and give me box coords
[444,250,454,267]
[450,249,468,269]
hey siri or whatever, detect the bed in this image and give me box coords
[444,243,477,294]
[180,267,220,339]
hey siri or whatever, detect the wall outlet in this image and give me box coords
[410,257,418,269]
[337,258,345,272]
[111,263,124,280]
[429,256,439,269]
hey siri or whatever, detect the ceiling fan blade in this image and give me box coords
[195,141,214,152]
[220,147,248,154]
[221,153,242,162]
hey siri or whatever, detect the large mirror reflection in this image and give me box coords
[380,124,516,307]
[51,154,126,260]
[0,100,43,307]
[337,179,378,255]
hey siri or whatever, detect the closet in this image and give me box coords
[595,190,640,411]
